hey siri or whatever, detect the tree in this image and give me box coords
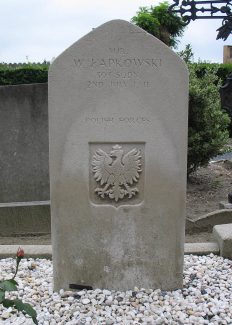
[178,44,194,63]
[131,1,186,48]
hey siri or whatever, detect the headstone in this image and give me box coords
[49,20,188,291]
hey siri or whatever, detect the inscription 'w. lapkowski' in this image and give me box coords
[92,145,142,202]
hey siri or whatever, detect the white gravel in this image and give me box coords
[0,254,232,325]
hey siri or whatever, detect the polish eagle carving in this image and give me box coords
[91,145,142,202]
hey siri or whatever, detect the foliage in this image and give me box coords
[188,65,230,176]
[190,62,232,138]
[0,61,49,70]
[0,248,38,324]
[0,62,49,85]
[191,62,232,84]
[178,44,194,63]
[131,1,186,48]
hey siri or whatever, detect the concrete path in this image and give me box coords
[0,242,219,259]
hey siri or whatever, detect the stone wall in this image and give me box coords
[0,83,49,203]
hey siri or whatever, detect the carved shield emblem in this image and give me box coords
[89,143,145,206]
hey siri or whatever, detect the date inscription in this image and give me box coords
[87,80,151,88]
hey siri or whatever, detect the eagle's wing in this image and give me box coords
[92,149,113,185]
[121,148,142,184]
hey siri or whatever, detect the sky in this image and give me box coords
[0,0,230,63]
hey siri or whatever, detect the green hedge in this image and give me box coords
[191,62,232,84]
[0,62,49,85]
[1,61,232,85]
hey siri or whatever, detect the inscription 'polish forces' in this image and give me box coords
[92,145,142,202]
[74,57,162,69]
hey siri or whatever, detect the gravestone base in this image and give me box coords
[213,223,232,259]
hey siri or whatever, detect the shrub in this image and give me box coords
[188,64,230,176]
[190,62,232,84]
[0,62,49,85]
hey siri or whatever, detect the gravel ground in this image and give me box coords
[0,254,232,325]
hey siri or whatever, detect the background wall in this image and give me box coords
[0,83,49,203]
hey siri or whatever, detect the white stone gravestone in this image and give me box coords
[49,20,188,291]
